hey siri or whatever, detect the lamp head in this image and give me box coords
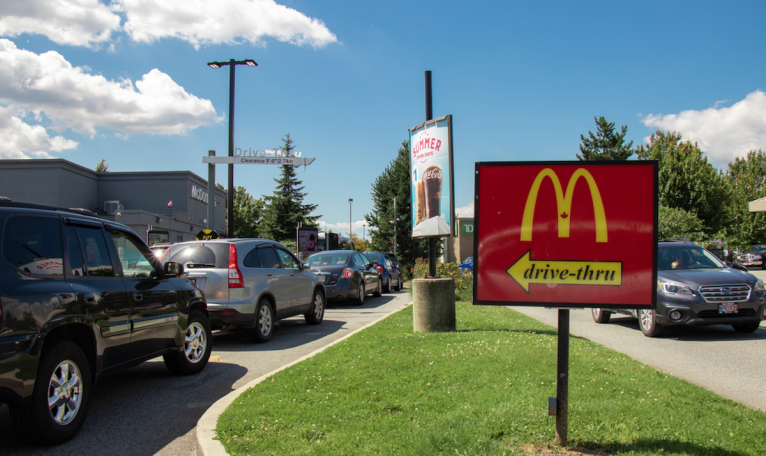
[244,59,258,67]
[207,62,222,69]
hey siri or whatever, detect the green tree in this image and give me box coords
[577,116,634,161]
[233,186,265,238]
[724,150,766,249]
[95,160,109,172]
[365,140,428,273]
[260,134,320,242]
[658,205,704,241]
[636,130,728,234]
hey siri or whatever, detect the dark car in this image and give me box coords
[592,241,766,337]
[367,251,402,276]
[304,250,382,305]
[459,256,474,273]
[364,252,402,292]
[162,239,326,343]
[0,201,211,444]
[737,245,766,269]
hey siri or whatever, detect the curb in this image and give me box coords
[195,300,413,456]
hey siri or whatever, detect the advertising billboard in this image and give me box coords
[409,115,455,238]
[298,227,319,255]
[474,162,658,308]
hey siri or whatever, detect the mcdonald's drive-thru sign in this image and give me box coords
[473,161,658,308]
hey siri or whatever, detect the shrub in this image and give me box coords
[410,257,473,301]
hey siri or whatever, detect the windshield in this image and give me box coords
[658,245,724,270]
[306,253,350,266]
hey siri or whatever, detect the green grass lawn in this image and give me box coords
[216,302,766,455]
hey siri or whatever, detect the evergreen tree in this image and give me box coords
[95,159,109,172]
[724,150,766,248]
[260,134,320,242]
[636,130,728,234]
[365,140,428,273]
[577,116,634,161]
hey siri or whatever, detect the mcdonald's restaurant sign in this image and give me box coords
[473,162,658,308]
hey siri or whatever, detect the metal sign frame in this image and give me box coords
[473,161,658,309]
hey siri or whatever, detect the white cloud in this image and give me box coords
[318,220,368,234]
[0,107,78,159]
[455,202,474,218]
[120,0,337,49]
[0,39,219,138]
[0,0,121,47]
[641,90,766,166]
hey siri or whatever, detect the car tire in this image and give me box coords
[394,276,400,291]
[247,299,274,343]
[304,290,325,325]
[373,277,382,297]
[9,340,91,445]
[591,308,611,324]
[163,311,212,375]
[732,321,761,333]
[383,276,391,293]
[353,282,366,306]
[638,309,664,337]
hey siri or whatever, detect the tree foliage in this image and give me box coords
[658,205,704,241]
[636,130,728,234]
[232,186,264,238]
[723,150,766,249]
[95,160,109,172]
[365,140,428,271]
[577,116,634,161]
[260,134,320,242]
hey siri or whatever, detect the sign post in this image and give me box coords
[474,161,658,445]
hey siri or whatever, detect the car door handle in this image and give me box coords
[83,293,95,303]
[133,292,143,301]
[265,273,272,277]
[289,273,295,277]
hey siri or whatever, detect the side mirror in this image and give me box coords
[732,263,748,272]
[164,261,184,277]
[302,263,311,271]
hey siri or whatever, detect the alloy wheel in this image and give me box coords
[47,360,83,426]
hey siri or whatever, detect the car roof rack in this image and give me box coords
[0,199,100,218]
[658,238,695,243]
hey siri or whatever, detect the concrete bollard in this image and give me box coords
[412,278,456,332]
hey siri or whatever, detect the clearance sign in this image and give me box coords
[474,162,658,308]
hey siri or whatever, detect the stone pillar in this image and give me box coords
[412,278,456,332]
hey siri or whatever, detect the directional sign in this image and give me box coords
[474,161,657,308]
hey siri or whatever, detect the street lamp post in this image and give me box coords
[388,195,399,255]
[207,58,257,239]
[348,198,353,241]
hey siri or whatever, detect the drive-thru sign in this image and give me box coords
[474,161,658,308]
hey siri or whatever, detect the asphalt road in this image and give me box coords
[510,269,766,413]
[0,287,413,455]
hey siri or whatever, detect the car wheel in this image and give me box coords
[638,309,664,337]
[9,340,91,445]
[354,281,366,306]
[591,308,611,324]
[383,276,391,293]
[305,290,325,325]
[373,277,382,297]
[732,321,761,333]
[247,299,274,342]
[164,311,212,375]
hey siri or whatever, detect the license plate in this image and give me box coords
[719,303,738,314]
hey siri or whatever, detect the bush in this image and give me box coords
[410,258,473,301]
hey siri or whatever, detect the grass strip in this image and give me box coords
[217,302,766,455]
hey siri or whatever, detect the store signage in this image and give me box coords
[460,221,474,236]
[409,115,455,238]
[190,185,208,203]
[474,161,657,308]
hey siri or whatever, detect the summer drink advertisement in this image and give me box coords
[409,115,454,238]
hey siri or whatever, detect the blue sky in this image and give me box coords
[3,0,766,239]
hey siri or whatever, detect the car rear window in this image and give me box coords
[364,253,384,263]
[306,253,350,266]
[3,216,64,275]
[165,243,231,269]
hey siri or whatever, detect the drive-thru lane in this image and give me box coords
[0,288,412,456]
[510,269,766,412]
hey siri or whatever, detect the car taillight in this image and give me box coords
[376,265,384,274]
[343,268,353,278]
[228,244,244,288]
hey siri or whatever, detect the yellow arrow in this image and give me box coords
[507,250,622,293]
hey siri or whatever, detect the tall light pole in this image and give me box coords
[389,196,400,255]
[207,58,257,239]
[348,198,353,240]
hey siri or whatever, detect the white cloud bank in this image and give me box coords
[0,107,78,159]
[455,202,474,218]
[641,90,766,166]
[0,0,337,49]
[0,39,218,158]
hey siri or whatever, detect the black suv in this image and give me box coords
[592,241,766,337]
[0,201,212,444]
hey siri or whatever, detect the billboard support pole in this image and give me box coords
[555,309,570,445]
[207,150,215,230]
[425,70,437,278]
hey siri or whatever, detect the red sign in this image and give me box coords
[474,162,657,308]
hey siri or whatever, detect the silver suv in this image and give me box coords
[163,239,325,343]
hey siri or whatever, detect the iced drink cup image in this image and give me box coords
[416,181,426,224]
[423,165,442,219]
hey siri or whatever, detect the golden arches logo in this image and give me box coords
[520,168,608,242]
